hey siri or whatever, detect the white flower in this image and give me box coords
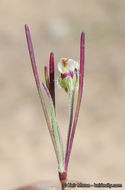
[57,58,79,74]
[57,58,79,95]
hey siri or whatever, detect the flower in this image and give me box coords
[57,58,79,94]
[57,58,79,73]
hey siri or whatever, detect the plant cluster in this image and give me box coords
[25,25,85,190]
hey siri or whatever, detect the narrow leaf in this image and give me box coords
[44,66,49,90]
[65,32,85,172]
[49,52,55,107]
[25,24,41,90]
[25,24,49,126]
[42,82,64,172]
[25,24,60,165]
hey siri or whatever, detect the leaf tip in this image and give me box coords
[50,52,54,65]
[25,24,29,32]
[50,52,54,56]
[81,32,85,47]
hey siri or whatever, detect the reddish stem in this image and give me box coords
[58,171,67,190]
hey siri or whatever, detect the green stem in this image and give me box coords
[65,91,75,163]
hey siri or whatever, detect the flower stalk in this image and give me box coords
[25,24,85,190]
[65,90,75,163]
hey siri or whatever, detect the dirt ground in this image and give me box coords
[0,0,125,189]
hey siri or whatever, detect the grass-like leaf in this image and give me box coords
[42,82,64,172]
[25,24,63,170]
[44,66,49,90]
[25,24,50,130]
[65,32,85,172]
[49,52,55,107]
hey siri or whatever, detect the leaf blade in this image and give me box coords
[65,32,85,172]
[25,24,60,167]
[42,82,64,172]
[49,52,55,107]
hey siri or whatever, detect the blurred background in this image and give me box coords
[0,0,125,189]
